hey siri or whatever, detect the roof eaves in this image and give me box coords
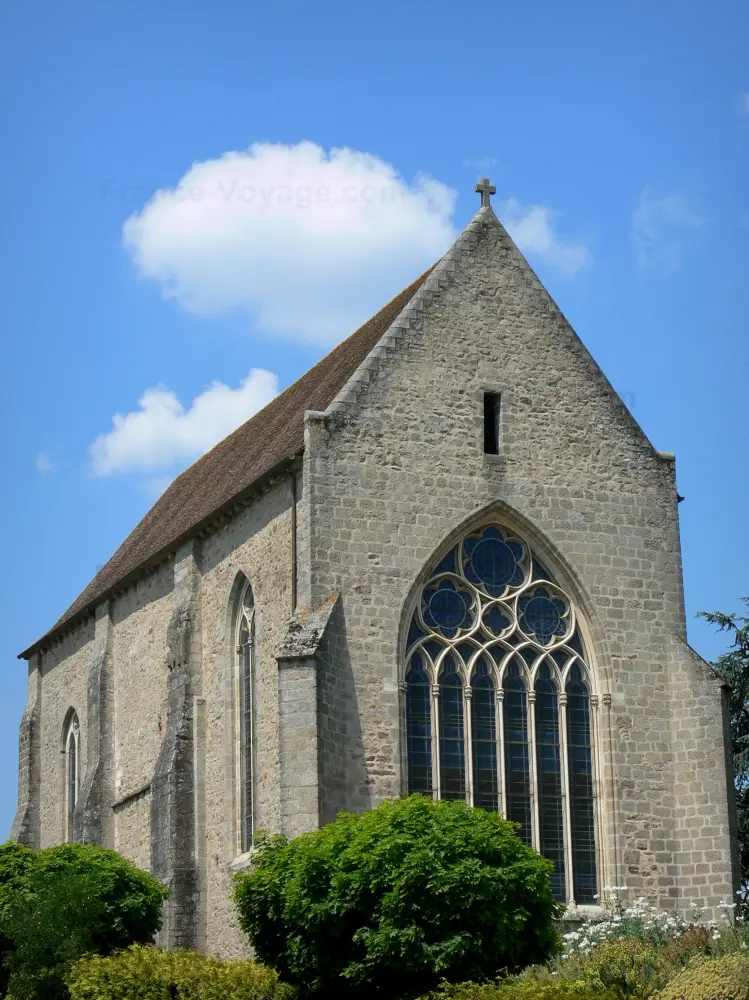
[18,451,302,660]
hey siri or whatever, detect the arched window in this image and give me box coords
[63,712,80,842]
[236,580,255,852]
[404,522,598,905]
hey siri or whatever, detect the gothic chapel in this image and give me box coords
[13,187,737,953]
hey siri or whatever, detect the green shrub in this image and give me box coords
[234,795,560,998]
[424,977,619,1000]
[66,945,295,1000]
[656,953,749,1000]
[0,843,37,996]
[0,841,169,1000]
[557,937,677,999]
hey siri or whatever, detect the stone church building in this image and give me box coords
[13,190,737,953]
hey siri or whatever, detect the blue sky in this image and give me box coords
[1,0,747,838]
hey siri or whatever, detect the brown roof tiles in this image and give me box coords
[20,268,433,658]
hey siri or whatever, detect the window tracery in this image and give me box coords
[404,522,598,904]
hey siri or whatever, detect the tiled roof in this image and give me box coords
[21,269,433,658]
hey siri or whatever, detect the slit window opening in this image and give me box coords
[483,393,500,455]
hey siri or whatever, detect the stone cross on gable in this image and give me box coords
[474,177,496,208]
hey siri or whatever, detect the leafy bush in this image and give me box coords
[233,795,560,998]
[0,842,37,995]
[424,977,619,1000]
[0,841,169,1000]
[66,945,296,1000]
[557,938,678,999]
[656,953,749,1000]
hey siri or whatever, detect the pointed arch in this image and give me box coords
[231,573,256,853]
[401,512,600,905]
[61,708,80,843]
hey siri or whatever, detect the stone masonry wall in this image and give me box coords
[112,562,172,814]
[197,477,294,957]
[38,618,94,847]
[303,208,735,917]
[20,474,293,957]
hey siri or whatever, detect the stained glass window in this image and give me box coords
[439,657,466,800]
[566,665,597,904]
[503,661,532,844]
[404,520,598,907]
[535,663,566,900]
[471,659,498,811]
[237,582,255,853]
[406,656,432,795]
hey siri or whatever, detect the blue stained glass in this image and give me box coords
[566,665,596,904]
[503,661,532,844]
[519,588,567,645]
[464,527,526,595]
[456,641,478,664]
[406,656,432,796]
[422,579,473,638]
[439,659,466,800]
[534,663,566,901]
[405,521,596,904]
[471,660,498,811]
[520,645,537,668]
[434,549,457,575]
[532,557,553,581]
[568,631,584,656]
[483,604,511,637]
[424,640,445,662]
[407,617,427,650]
[552,649,569,672]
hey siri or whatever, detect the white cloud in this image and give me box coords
[90,368,278,476]
[499,198,593,274]
[631,187,702,274]
[123,142,458,344]
[35,452,54,473]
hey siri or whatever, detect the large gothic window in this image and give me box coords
[236,581,255,852]
[63,711,80,843]
[404,522,598,905]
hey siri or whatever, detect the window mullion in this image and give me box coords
[558,691,575,906]
[528,689,540,852]
[496,688,506,816]
[431,683,441,800]
[464,686,474,806]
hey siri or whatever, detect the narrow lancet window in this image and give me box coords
[406,655,432,795]
[483,392,501,455]
[64,713,80,842]
[535,663,565,900]
[237,582,255,852]
[471,658,498,810]
[503,660,532,844]
[566,665,596,904]
[439,657,466,800]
